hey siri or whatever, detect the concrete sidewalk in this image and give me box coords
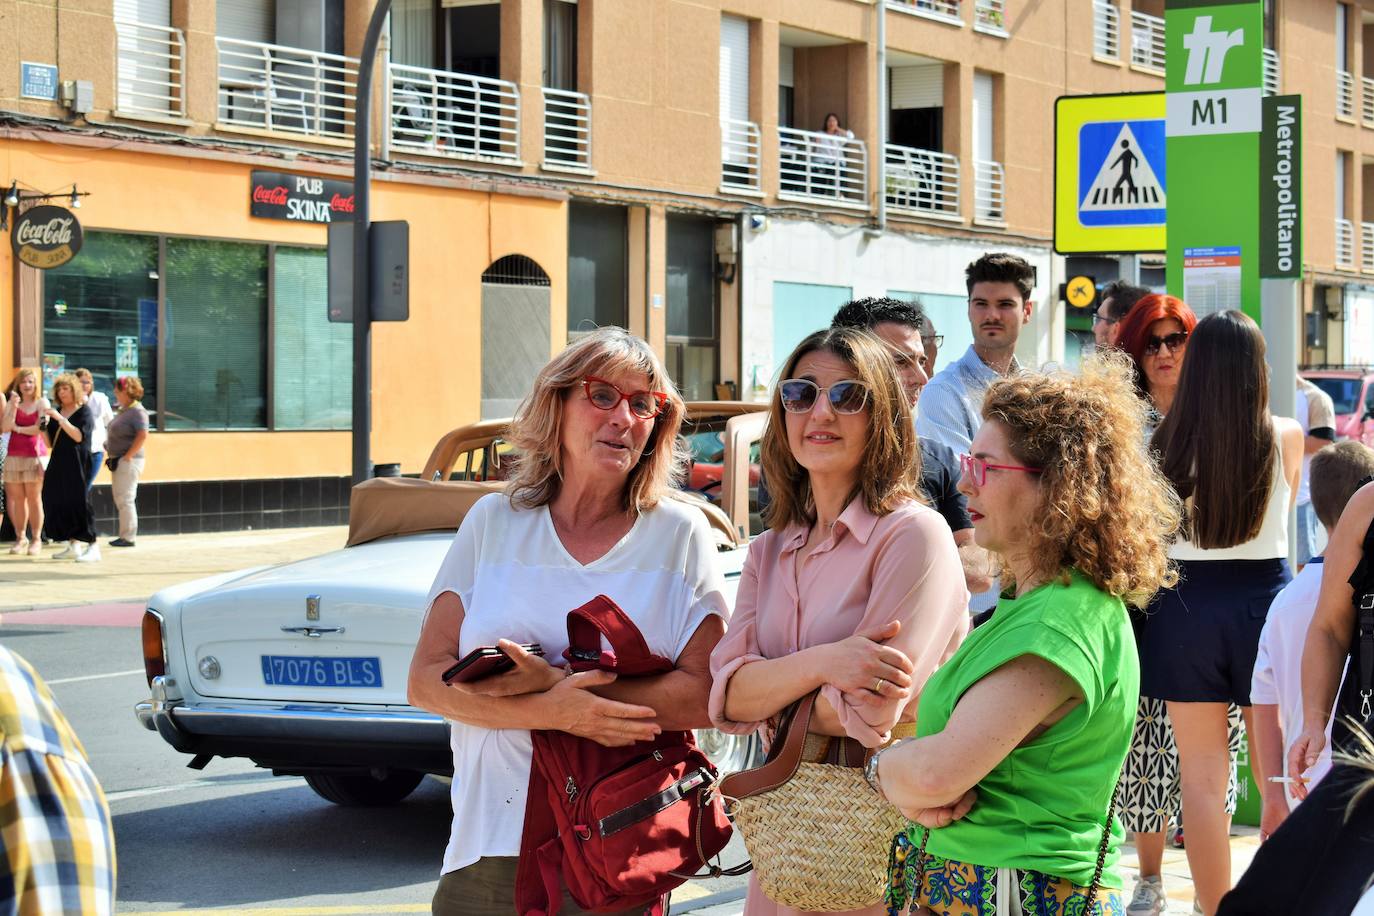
[0,526,349,611]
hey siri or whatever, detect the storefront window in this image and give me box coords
[164,238,268,429]
[42,232,159,418]
[273,247,351,429]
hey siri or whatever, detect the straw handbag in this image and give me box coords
[717,691,907,911]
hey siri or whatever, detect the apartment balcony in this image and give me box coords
[389,64,520,163]
[1338,70,1355,120]
[216,37,359,141]
[974,0,1007,36]
[1262,48,1279,97]
[1363,223,1374,274]
[1093,1,1120,60]
[887,0,963,28]
[721,119,762,195]
[973,159,1005,224]
[1363,77,1374,128]
[1130,11,1165,72]
[1337,218,1356,270]
[778,127,869,210]
[885,144,960,222]
[114,21,186,120]
[542,88,592,173]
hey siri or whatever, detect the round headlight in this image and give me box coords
[198,656,222,680]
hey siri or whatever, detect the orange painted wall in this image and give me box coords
[1,138,568,483]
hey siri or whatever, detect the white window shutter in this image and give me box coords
[719,16,751,123]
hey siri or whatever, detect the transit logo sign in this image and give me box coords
[1181,17,1244,85]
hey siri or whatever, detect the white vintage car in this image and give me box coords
[135,403,766,806]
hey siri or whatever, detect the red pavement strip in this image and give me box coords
[0,602,145,627]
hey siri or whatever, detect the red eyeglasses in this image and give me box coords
[959,454,1043,487]
[582,376,668,420]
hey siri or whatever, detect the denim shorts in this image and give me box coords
[1139,558,1291,705]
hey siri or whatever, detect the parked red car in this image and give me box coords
[1303,367,1374,446]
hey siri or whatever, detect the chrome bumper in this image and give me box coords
[135,676,448,751]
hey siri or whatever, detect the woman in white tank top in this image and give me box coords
[1138,310,1304,916]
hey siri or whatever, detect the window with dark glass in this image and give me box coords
[273,247,351,429]
[41,232,160,418]
[164,238,268,430]
[666,215,718,401]
[544,0,578,90]
[568,202,627,336]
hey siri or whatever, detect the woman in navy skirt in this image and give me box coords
[1140,310,1304,915]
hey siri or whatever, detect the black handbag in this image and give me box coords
[105,455,120,472]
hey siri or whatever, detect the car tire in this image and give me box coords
[304,769,426,806]
[693,727,763,774]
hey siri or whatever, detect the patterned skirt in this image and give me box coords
[1119,696,1243,834]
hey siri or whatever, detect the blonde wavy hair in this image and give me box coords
[504,327,687,513]
[761,326,924,530]
[980,353,1181,608]
[50,373,87,408]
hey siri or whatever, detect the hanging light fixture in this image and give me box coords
[69,184,81,209]
[3,181,18,207]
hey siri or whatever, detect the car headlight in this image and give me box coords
[142,609,166,687]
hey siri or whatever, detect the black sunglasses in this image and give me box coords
[1143,331,1189,356]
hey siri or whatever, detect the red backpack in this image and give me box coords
[515,595,737,915]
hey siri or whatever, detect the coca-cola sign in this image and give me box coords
[11,205,83,270]
[250,170,355,224]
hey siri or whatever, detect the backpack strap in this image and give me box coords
[564,595,673,675]
[1349,480,1374,722]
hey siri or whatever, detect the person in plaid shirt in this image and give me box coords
[0,646,115,914]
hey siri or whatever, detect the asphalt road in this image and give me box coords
[1,617,749,915]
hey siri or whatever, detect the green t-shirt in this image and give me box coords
[913,570,1138,888]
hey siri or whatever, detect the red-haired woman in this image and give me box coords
[1114,293,1198,429]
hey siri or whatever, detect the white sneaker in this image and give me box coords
[75,543,101,563]
[53,542,77,560]
[1127,876,1168,915]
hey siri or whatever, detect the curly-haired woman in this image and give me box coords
[875,354,1181,916]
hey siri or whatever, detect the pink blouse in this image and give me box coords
[709,497,969,916]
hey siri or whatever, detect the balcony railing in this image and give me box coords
[885,144,960,221]
[974,159,1005,223]
[887,0,963,26]
[1093,1,1120,59]
[721,119,762,193]
[1130,11,1165,72]
[115,21,185,118]
[778,127,868,208]
[542,88,592,171]
[216,37,359,140]
[974,0,1007,34]
[389,64,520,162]
[1362,223,1374,274]
[1363,77,1374,128]
[1337,218,1356,270]
[1262,48,1279,96]
[1338,70,1355,119]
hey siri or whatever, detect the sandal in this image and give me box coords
[26,540,41,556]
[8,538,28,555]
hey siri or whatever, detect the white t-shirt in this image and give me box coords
[86,391,114,455]
[1295,387,1311,507]
[425,492,729,876]
[1250,559,1346,807]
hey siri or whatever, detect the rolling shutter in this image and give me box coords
[720,15,750,123]
[973,71,994,162]
[114,0,171,25]
[217,0,275,42]
[890,64,943,110]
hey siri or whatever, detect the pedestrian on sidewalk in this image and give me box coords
[875,354,1179,916]
[74,369,113,492]
[709,326,969,916]
[41,375,99,563]
[1141,311,1304,916]
[105,376,149,548]
[2,368,49,557]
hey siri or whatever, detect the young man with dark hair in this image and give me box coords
[1250,441,1374,841]
[1095,279,1149,350]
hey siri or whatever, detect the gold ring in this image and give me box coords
[873,677,885,693]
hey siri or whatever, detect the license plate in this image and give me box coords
[261,655,382,688]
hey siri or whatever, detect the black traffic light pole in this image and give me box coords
[351,0,394,486]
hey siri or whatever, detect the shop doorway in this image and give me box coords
[481,255,551,419]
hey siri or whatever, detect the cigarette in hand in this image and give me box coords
[1267,776,1307,784]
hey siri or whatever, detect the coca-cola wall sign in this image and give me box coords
[250,170,355,224]
[11,205,83,270]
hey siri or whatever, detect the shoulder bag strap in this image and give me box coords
[716,691,817,800]
[565,594,668,669]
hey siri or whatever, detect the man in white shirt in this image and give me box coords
[75,369,114,492]
[1251,440,1374,840]
[1295,376,1337,567]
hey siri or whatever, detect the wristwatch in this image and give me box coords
[863,737,909,796]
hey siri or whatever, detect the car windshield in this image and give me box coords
[1308,376,1362,414]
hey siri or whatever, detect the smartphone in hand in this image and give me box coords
[442,643,544,684]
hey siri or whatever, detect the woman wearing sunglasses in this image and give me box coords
[409,327,729,915]
[1114,292,1198,433]
[709,326,969,916]
[1138,311,1303,915]
[874,356,1181,916]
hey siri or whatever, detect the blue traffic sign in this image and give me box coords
[1078,119,1167,228]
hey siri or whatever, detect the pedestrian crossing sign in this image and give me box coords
[1055,92,1167,254]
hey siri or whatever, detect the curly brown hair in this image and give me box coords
[981,353,1181,608]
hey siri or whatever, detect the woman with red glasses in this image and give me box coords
[709,326,968,916]
[408,327,728,916]
[874,356,1181,916]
